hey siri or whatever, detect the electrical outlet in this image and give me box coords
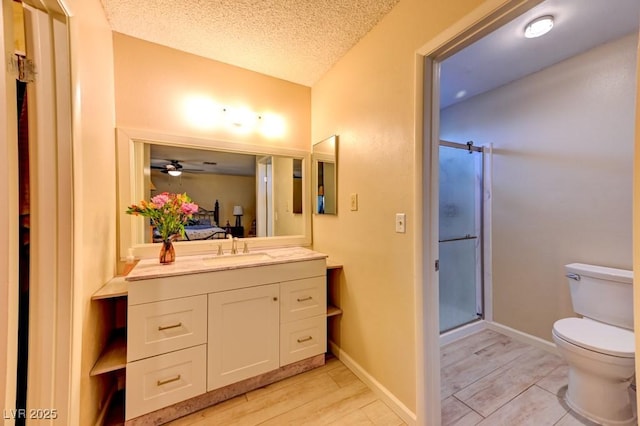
[395,213,406,233]
[350,193,358,211]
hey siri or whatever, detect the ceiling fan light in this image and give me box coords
[168,170,182,177]
[524,15,554,39]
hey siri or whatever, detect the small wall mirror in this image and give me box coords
[313,135,338,215]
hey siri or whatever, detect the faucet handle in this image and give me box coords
[243,242,249,253]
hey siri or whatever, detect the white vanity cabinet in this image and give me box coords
[124,252,326,421]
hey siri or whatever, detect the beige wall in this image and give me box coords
[112,32,311,152]
[441,35,636,339]
[64,0,117,424]
[633,28,640,394]
[311,0,489,413]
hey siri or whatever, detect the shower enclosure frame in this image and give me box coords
[438,140,486,334]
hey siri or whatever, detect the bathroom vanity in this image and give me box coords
[98,247,328,423]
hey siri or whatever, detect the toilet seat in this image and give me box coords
[553,318,634,358]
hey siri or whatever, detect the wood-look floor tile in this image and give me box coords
[454,348,564,417]
[361,400,406,426]
[536,364,569,396]
[258,380,377,425]
[441,396,483,426]
[441,337,533,399]
[246,356,341,401]
[328,363,362,388]
[326,408,375,425]
[191,373,340,425]
[555,410,600,426]
[441,330,508,368]
[476,385,566,426]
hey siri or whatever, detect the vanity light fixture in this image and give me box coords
[183,95,286,137]
[524,15,554,38]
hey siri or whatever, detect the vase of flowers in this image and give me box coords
[126,192,199,264]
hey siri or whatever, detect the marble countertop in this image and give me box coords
[126,246,327,281]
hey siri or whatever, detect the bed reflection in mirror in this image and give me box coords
[142,143,305,242]
[313,135,337,215]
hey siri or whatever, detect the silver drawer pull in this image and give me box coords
[566,273,581,281]
[297,296,313,302]
[158,322,182,331]
[297,336,313,343]
[157,375,181,386]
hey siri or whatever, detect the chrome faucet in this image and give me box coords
[231,237,239,254]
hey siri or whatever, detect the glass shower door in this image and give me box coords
[439,143,483,333]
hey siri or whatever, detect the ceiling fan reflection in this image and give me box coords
[151,160,204,176]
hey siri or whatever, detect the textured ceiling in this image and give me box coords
[100,0,399,86]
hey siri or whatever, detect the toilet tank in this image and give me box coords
[566,263,633,330]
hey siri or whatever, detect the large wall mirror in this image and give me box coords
[313,135,338,215]
[117,128,311,259]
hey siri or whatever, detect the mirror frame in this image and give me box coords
[116,128,312,260]
[312,135,338,215]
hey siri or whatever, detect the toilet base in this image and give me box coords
[565,366,636,425]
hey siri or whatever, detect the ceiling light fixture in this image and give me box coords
[167,170,182,177]
[524,15,554,39]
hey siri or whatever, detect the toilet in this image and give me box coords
[552,263,635,425]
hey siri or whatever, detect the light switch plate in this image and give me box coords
[395,213,406,233]
[350,193,358,211]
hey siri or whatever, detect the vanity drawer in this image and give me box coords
[280,315,326,366]
[280,276,326,323]
[125,344,206,420]
[128,295,207,362]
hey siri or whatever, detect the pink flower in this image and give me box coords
[126,192,198,241]
[181,202,199,215]
[151,192,170,207]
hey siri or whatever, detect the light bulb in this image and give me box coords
[524,15,554,39]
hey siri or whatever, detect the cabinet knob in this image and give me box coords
[273,297,278,301]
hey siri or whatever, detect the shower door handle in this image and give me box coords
[439,235,478,243]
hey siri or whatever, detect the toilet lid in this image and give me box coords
[553,318,634,358]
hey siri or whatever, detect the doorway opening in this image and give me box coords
[419,0,639,424]
[16,77,30,426]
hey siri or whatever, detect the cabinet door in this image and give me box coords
[208,283,280,391]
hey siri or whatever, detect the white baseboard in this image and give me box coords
[486,321,559,355]
[328,341,417,425]
[440,320,488,346]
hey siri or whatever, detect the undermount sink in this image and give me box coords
[202,252,274,267]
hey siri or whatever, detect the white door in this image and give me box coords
[207,284,280,391]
